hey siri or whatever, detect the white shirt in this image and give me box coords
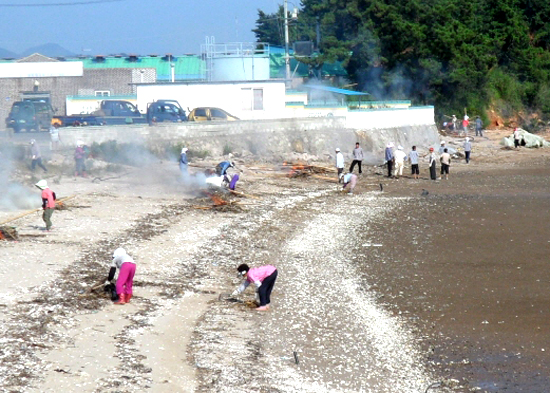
[394,150,407,163]
[335,152,344,169]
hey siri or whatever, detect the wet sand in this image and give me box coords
[357,161,550,391]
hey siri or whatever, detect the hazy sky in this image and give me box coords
[0,0,280,55]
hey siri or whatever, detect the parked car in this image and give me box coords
[5,100,54,132]
[187,107,239,121]
[146,100,187,125]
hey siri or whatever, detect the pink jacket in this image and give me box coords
[235,265,277,294]
[41,188,55,209]
[247,265,277,287]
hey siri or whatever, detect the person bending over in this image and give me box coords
[231,263,278,311]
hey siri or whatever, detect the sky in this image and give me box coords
[0,0,281,56]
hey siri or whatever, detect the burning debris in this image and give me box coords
[283,162,336,178]
[0,226,18,240]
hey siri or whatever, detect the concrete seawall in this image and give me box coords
[58,107,439,164]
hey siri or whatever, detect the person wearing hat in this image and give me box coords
[463,137,472,164]
[215,160,235,176]
[384,142,394,178]
[393,145,407,179]
[179,147,189,178]
[462,114,470,135]
[30,139,47,173]
[105,247,137,305]
[74,142,87,177]
[335,147,345,183]
[35,180,56,231]
[349,142,364,175]
[438,140,446,155]
[428,147,437,181]
[231,263,278,311]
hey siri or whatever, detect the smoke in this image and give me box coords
[0,144,39,211]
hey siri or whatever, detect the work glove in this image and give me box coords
[255,292,260,303]
[104,280,111,286]
[231,290,239,297]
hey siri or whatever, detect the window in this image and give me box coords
[241,88,263,111]
[253,89,263,110]
[210,108,226,119]
[95,90,110,97]
[195,108,207,117]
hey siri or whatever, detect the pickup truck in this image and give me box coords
[52,100,147,127]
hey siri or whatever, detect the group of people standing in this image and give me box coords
[383,138,473,181]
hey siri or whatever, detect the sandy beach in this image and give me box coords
[0,129,548,392]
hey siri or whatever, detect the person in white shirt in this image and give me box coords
[335,148,345,183]
[393,145,407,179]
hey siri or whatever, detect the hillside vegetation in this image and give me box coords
[255,0,550,130]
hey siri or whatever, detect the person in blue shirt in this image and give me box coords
[215,161,235,176]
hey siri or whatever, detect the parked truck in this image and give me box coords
[52,100,147,127]
[52,99,187,127]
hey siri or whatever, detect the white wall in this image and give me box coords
[136,81,286,120]
[345,106,435,129]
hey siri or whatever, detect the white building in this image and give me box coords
[136,80,286,120]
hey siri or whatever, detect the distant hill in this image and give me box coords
[19,43,76,58]
[0,47,17,58]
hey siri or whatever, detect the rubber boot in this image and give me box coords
[114,293,126,305]
[126,294,132,303]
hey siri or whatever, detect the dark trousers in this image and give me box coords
[465,151,471,163]
[258,269,277,306]
[387,160,393,177]
[349,160,362,174]
[514,139,520,148]
[337,167,343,183]
[430,162,437,180]
[32,158,47,172]
[476,127,483,137]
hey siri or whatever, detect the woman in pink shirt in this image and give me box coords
[232,264,278,311]
[35,180,56,231]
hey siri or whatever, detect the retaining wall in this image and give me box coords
[59,106,438,164]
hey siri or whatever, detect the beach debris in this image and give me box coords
[501,128,550,148]
[0,226,19,240]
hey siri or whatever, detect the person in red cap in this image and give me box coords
[428,147,437,180]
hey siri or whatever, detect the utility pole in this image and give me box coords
[284,0,290,89]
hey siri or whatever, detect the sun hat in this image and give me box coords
[335,148,340,152]
[35,180,48,189]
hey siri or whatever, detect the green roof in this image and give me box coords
[66,55,205,81]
